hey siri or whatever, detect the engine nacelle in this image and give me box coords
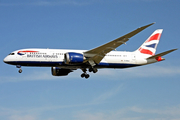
[51,67,72,76]
[64,52,84,64]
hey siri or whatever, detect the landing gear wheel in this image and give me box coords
[81,68,90,79]
[81,73,85,78]
[89,68,93,72]
[85,74,90,79]
[89,68,98,73]
[81,73,90,79]
[18,69,22,73]
[92,68,98,73]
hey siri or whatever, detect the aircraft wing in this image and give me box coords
[84,23,155,65]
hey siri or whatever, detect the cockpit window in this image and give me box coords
[9,53,15,55]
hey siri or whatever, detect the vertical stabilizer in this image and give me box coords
[135,29,163,58]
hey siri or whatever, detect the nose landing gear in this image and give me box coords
[16,65,22,73]
[18,69,22,73]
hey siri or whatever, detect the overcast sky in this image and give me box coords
[0,0,180,120]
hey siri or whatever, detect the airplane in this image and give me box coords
[3,23,177,79]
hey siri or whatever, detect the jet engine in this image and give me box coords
[51,67,72,76]
[64,52,85,64]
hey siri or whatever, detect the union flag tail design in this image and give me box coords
[135,29,163,57]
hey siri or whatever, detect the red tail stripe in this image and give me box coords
[145,33,161,43]
[139,48,154,55]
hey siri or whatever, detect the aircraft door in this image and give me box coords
[131,54,136,64]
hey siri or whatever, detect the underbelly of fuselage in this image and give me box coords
[5,61,140,69]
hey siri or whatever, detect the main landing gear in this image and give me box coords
[16,65,22,73]
[81,68,98,79]
[81,73,90,79]
[89,68,98,73]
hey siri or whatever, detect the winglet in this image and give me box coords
[140,22,155,29]
[124,22,155,39]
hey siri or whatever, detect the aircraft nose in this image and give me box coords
[3,56,9,63]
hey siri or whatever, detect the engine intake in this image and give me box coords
[64,52,84,64]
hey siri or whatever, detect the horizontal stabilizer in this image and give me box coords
[147,49,177,60]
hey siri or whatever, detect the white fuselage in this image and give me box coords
[3,48,156,69]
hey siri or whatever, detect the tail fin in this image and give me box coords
[135,29,163,58]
